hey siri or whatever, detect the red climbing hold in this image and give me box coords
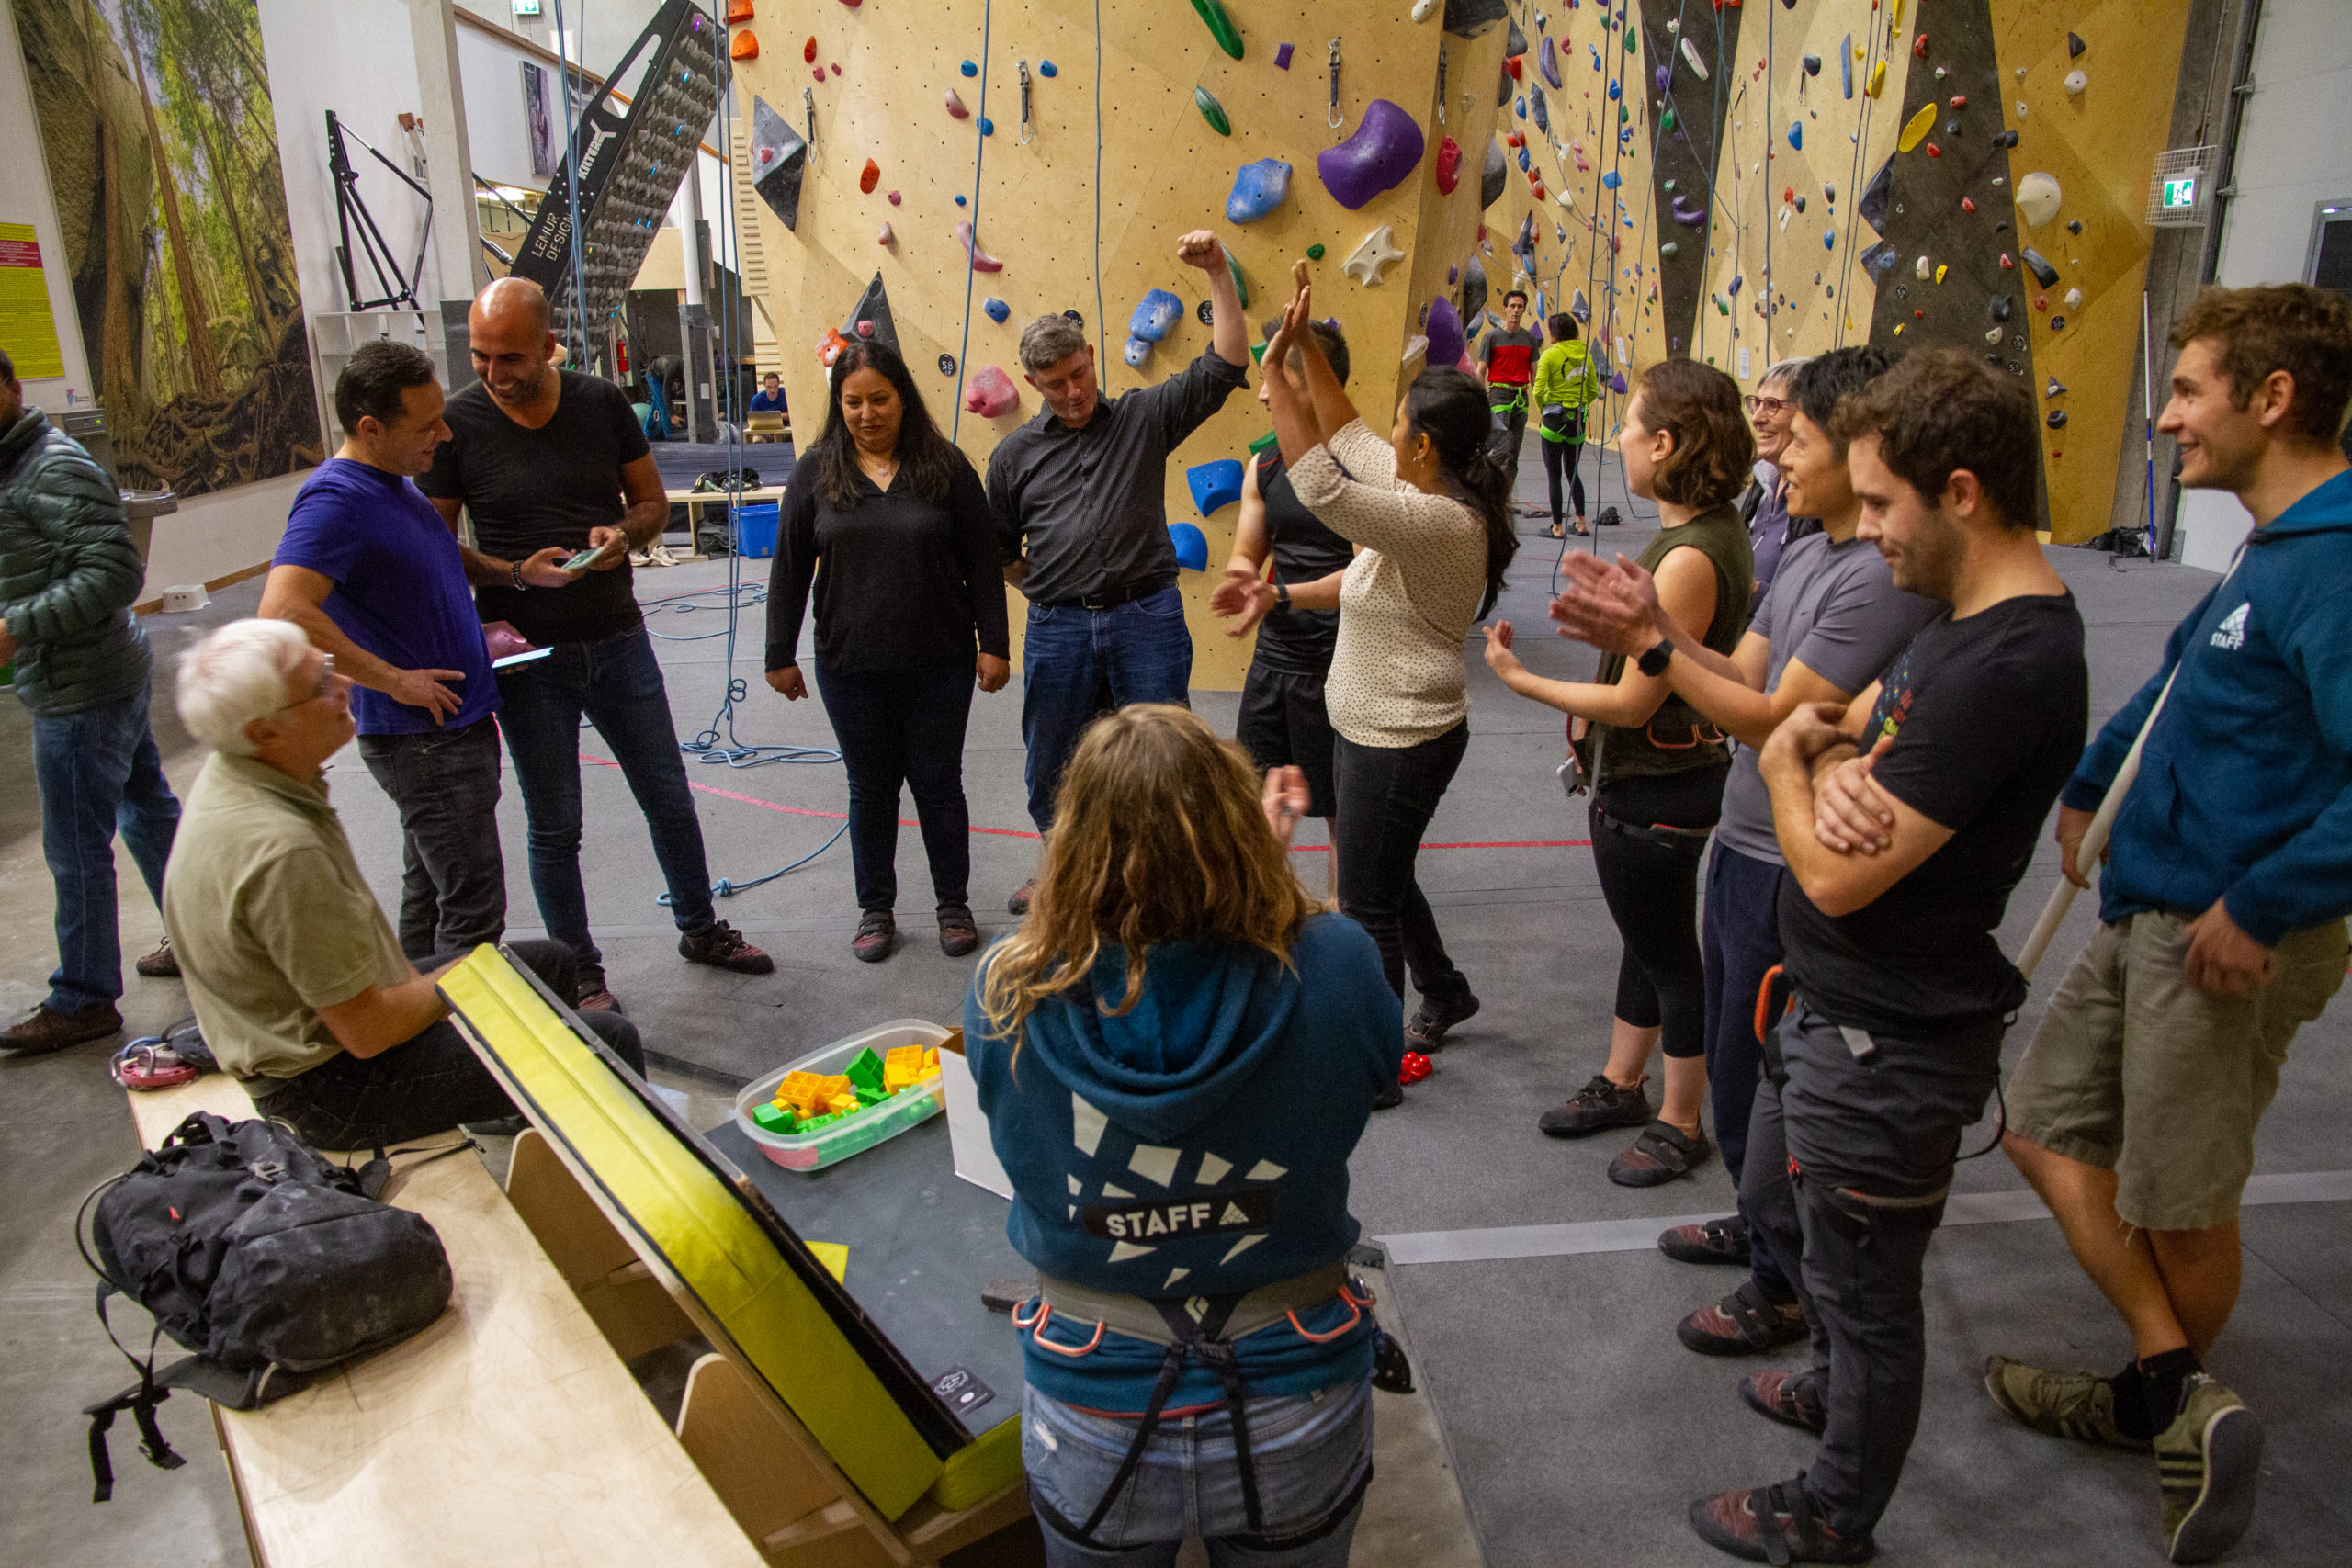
[802,34,816,62]
[860,158,880,194]
[1435,135,1463,195]
[1999,253,2015,268]
[1505,55,1522,81]
[811,69,825,84]
[831,62,842,74]
[1532,183,1547,199]
[1924,142,1942,157]
[1961,197,1976,213]
[1507,131,1525,148]
[1949,95,1967,108]
[1399,1051,1434,1087]
[1914,309,1925,319]
[725,0,753,21]
[729,29,758,60]
[838,0,861,7]
[1913,33,1928,58]
[2035,294,2049,310]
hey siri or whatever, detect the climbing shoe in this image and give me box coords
[1404,989,1480,1051]
[1679,1279,1809,1356]
[1689,1474,1874,1563]
[1741,1370,1828,1435]
[937,903,981,958]
[1660,1214,1753,1267]
[1982,1355,2151,1452]
[681,919,775,974]
[1537,1073,1652,1136]
[1609,1119,1713,1187]
[851,910,898,964]
[2156,1374,2261,1564]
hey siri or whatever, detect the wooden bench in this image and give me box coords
[121,1077,763,1568]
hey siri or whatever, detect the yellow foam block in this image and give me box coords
[808,1241,848,1282]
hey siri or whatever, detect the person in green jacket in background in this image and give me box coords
[0,347,181,1055]
[1532,313,1601,539]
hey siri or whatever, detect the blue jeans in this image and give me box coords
[1021,587,1193,832]
[1023,1378,1372,1568]
[494,625,715,976]
[33,686,180,1013]
[1700,840,1794,1300]
[814,661,974,912]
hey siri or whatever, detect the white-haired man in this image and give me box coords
[162,619,642,1149]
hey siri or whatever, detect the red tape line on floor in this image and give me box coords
[582,756,1589,850]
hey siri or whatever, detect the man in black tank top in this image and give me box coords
[1212,322,1356,827]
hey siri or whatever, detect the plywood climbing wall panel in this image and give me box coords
[732,0,1480,690]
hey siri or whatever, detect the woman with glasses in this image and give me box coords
[1739,360,1810,599]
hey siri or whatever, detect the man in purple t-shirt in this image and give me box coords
[261,342,563,958]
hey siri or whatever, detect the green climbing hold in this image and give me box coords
[1660,106,1678,132]
[1227,250,1249,308]
[1250,342,1267,365]
[1661,239,1679,257]
[1306,243,1326,260]
[1190,0,1245,62]
[1250,429,1279,455]
[1195,86,1232,137]
[1624,28,1638,51]
[1618,104,1629,124]
[1664,179,1677,192]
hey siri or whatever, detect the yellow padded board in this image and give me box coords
[438,947,967,1521]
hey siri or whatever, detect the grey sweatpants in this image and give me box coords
[1740,1005,2002,1539]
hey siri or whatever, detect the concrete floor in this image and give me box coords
[4,439,2346,1566]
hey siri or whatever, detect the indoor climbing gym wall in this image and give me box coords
[1472,0,2194,542]
[729,0,1529,688]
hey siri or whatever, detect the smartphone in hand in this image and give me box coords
[561,542,613,571]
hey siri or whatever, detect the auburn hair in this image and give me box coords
[1634,359,1755,509]
[975,705,1323,1047]
[2169,283,2352,446]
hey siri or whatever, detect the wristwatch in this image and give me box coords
[1637,639,1674,677]
[1274,582,1293,610]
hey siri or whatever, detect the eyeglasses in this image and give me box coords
[1743,396,1791,418]
[277,655,340,715]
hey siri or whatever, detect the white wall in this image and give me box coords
[2177,0,2352,572]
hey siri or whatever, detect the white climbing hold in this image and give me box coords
[876,222,894,245]
[1666,17,1679,34]
[1343,224,1405,286]
[1915,254,1932,279]
[1986,326,2005,345]
[2015,171,2062,228]
[2064,69,2086,95]
[2016,100,2029,118]
[2064,287,2084,310]
[1411,0,1438,20]
[1679,37,1708,79]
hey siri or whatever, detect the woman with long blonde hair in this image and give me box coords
[967,704,1399,1567]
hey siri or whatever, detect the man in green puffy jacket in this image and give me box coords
[0,349,181,1054]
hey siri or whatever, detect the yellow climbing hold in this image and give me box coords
[1898,102,1937,152]
[1935,264,1948,285]
[1866,61,1887,98]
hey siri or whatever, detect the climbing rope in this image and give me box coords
[949,1,994,440]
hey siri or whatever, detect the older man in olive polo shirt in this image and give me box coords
[161,618,643,1150]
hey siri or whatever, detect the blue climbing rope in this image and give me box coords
[949,1,993,441]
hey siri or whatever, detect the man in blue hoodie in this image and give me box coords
[1984,284,2352,1566]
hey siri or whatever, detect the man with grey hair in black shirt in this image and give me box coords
[989,229,1250,912]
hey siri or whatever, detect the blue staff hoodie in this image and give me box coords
[966,913,1402,1412]
[2064,468,2352,943]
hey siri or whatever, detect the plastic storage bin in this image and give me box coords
[731,1019,950,1171]
[735,502,780,559]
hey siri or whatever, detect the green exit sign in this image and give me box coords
[2164,175,2199,210]
[514,0,542,14]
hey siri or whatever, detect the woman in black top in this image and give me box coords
[764,342,1012,962]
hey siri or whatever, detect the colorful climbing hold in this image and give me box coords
[964,365,1018,418]
[1823,230,1835,250]
[1802,52,1822,75]
[1925,143,1942,158]
[729,29,758,60]
[1194,87,1231,137]
[1189,0,1245,61]
[2064,287,2083,310]
[945,89,969,119]
[888,189,901,205]
[803,35,817,63]
[1426,297,1466,367]
[955,221,1003,273]
[983,297,1009,322]
[1898,102,1937,152]
[1127,288,1183,348]
[876,222,894,245]
[1040,60,1057,76]
[1787,121,1802,150]
[1913,33,1928,59]
[2015,171,2061,228]
[1962,196,1977,213]
[960,59,977,76]
[978,117,995,136]
[1541,36,1563,89]
[1317,99,1426,210]
[1434,136,1463,196]
[859,158,880,194]
[1341,224,1405,286]
[1866,61,1886,97]
[1275,41,1295,70]
[2047,409,2068,428]
[1306,243,1326,260]
[2066,30,2086,58]
[1679,38,1709,80]
[1660,239,1679,257]
[1227,159,1294,223]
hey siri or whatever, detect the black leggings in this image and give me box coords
[1588,763,1728,1060]
[1542,437,1587,527]
[1332,724,1472,1004]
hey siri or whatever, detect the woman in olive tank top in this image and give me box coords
[1484,361,1756,1188]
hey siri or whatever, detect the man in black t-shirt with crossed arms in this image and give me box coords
[1687,351,2089,1564]
[419,278,770,1011]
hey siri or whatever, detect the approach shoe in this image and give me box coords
[1007,880,1035,917]
[1680,1278,1809,1356]
[851,910,898,964]
[0,1002,122,1055]
[1660,1214,1754,1267]
[1981,1355,2152,1452]
[573,970,624,1014]
[2156,1373,2262,1564]
[1689,1474,1874,1564]
[681,919,775,974]
[1404,989,1480,1051]
[134,939,180,978]
[1538,1073,1653,1136]
[1610,1120,1713,1187]
[1741,1370,1828,1435]
[937,904,981,958]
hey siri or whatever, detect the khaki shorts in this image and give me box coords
[2006,908,2348,1232]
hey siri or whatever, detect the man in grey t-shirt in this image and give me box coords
[1551,346,1935,1357]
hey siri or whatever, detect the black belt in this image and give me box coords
[1046,581,1163,611]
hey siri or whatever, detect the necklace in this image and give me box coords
[857,448,899,486]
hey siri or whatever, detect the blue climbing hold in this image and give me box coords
[1608,77,1621,100]
[1186,459,1245,517]
[1225,159,1294,225]
[1039,60,1057,76]
[1602,169,1621,189]
[1129,288,1183,345]
[1515,95,1527,120]
[1823,229,1835,250]
[1840,35,1853,98]
[978,117,994,135]
[960,59,978,77]
[1517,147,1532,172]
[955,194,967,206]
[1169,522,1212,570]
[1787,121,1802,151]
[984,297,1010,323]
[1124,337,1153,368]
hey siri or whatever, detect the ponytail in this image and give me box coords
[1405,367,1520,617]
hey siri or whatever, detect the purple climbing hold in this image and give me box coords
[1608,370,1629,394]
[1448,264,1460,284]
[1227,159,1294,224]
[964,365,1019,417]
[1540,36,1563,89]
[1655,63,1668,92]
[1317,98,1427,210]
[983,297,1010,323]
[1275,41,1295,70]
[1426,297,1466,368]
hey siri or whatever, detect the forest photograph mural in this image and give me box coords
[12,0,320,496]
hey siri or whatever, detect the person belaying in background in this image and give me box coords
[1739,358,1814,601]
[1531,311,1601,538]
[1259,262,1518,1100]
[764,340,1011,964]
[1482,360,1753,1184]
[967,705,1398,1568]
[989,229,1251,916]
[1209,317,1358,891]
[1480,288,1543,502]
